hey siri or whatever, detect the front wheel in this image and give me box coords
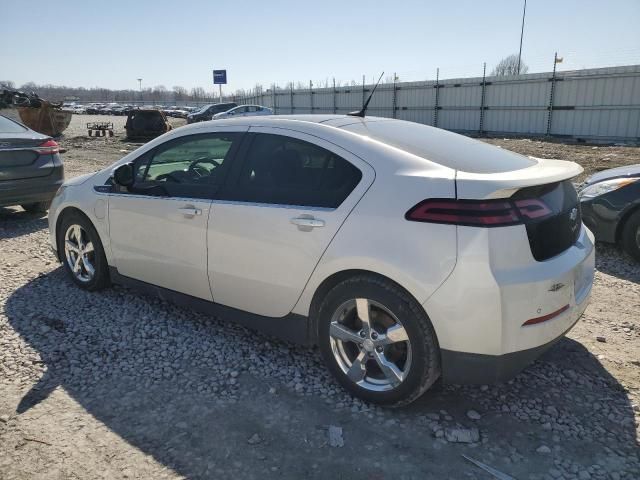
[57,212,110,291]
[317,274,441,407]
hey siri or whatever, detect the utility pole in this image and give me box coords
[517,0,527,75]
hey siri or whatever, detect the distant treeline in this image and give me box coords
[0,77,380,105]
[0,80,252,104]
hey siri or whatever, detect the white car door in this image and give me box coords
[108,129,246,300]
[207,127,375,317]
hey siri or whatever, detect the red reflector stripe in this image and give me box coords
[522,304,570,326]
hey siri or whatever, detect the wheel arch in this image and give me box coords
[54,206,100,262]
[307,269,440,349]
[615,202,640,243]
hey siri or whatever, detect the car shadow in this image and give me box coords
[595,242,640,283]
[5,269,638,479]
[0,207,48,240]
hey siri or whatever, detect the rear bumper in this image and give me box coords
[424,224,595,384]
[441,300,585,384]
[0,165,64,208]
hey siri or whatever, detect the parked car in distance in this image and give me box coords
[73,105,87,114]
[85,105,103,114]
[212,105,273,120]
[172,109,189,119]
[48,115,594,406]
[124,109,172,139]
[0,114,64,212]
[186,102,238,124]
[579,164,640,261]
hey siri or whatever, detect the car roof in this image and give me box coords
[164,114,535,174]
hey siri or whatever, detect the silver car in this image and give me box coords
[212,105,273,120]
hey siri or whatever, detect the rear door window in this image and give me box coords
[230,133,362,208]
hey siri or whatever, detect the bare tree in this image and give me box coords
[172,85,187,102]
[0,80,15,89]
[190,87,206,101]
[491,54,529,76]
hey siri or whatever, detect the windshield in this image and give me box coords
[195,105,213,114]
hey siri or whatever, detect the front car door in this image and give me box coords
[207,127,375,317]
[108,128,246,300]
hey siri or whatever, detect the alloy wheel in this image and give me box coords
[64,224,96,282]
[329,298,412,392]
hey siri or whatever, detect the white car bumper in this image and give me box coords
[424,224,595,384]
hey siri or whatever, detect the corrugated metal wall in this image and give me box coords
[236,65,640,141]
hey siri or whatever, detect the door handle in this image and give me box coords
[179,207,202,217]
[291,217,325,228]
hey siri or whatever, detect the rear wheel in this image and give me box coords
[317,274,440,407]
[21,201,50,213]
[621,210,640,262]
[57,212,110,291]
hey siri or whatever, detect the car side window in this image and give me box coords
[131,133,240,199]
[233,133,362,208]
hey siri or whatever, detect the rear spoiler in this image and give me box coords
[455,157,583,200]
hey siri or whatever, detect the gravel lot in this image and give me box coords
[0,114,639,479]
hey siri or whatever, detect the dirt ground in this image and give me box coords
[0,115,639,479]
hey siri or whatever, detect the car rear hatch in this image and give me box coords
[455,158,583,261]
[0,134,57,182]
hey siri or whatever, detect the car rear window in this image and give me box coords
[0,115,28,133]
[341,120,536,174]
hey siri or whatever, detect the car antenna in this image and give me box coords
[347,72,384,118]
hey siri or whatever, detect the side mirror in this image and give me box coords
[113,163,134,187]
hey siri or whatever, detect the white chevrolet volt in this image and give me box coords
[48,115,594,406]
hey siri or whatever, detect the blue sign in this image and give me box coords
[213,70,227,85]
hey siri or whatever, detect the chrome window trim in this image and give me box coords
[96,188,335,211]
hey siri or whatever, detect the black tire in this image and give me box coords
[21,201,50,213]
[57,211,110,291]
[620,209,640,262]
[317,274,441,407]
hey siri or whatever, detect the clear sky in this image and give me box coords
[2,0,639,93]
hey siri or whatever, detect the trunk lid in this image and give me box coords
[456,157,583,261]
[0,133,55,181]
[455,157,583,200]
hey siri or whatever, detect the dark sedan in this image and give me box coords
[579,164,640,261]
[0,114,64,212]
[186,102,237,124]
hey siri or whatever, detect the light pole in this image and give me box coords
[137,78,142,104]
[517,0,527,75]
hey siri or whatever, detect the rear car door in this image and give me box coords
[107,128,246,300]
[207,127,375,317]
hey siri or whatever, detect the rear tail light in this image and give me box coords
[36,139,60,155]
[405,198,553,227]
